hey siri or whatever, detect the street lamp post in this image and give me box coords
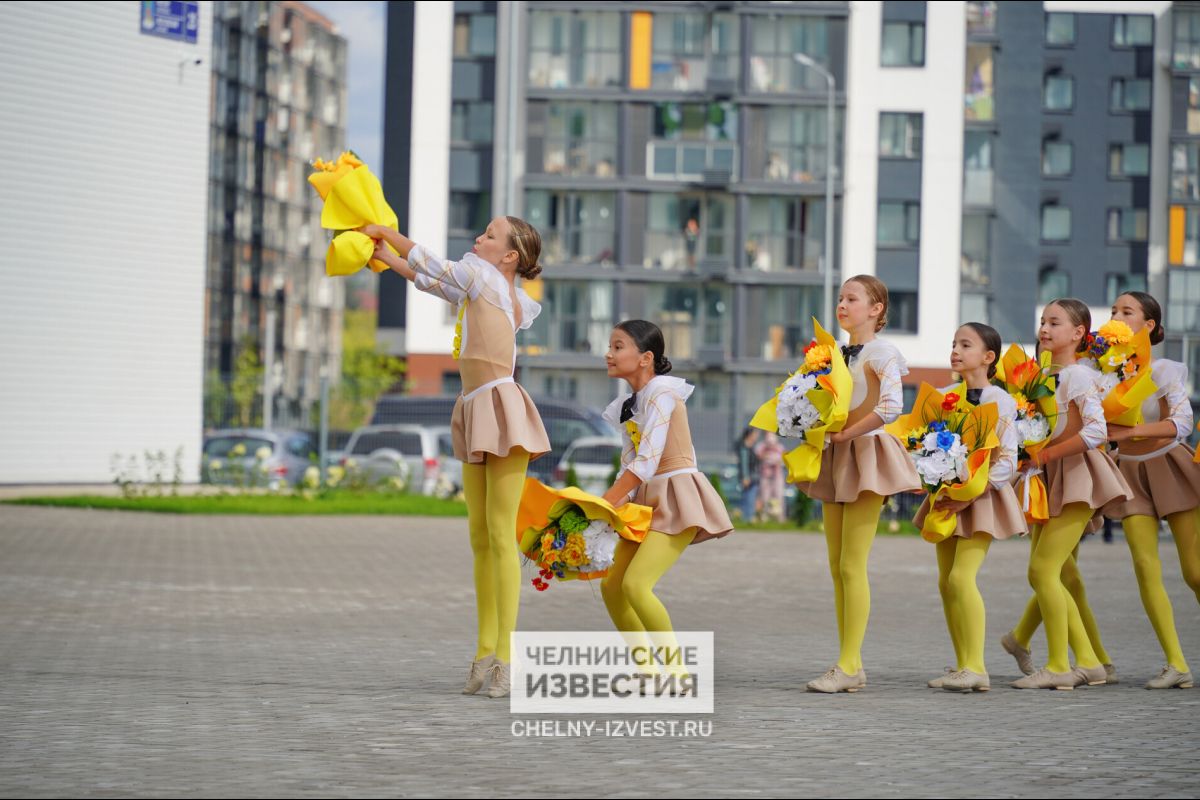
[793,53,836,331]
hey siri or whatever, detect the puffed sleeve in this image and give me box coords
[1058,365,1107,450]
[862,340,908,424]
[1153,361,1194,441]
[624,386,678,483]
[984,388,1018,487]
[406,243,484,305]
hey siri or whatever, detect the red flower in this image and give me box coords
[941,392,960,412]
[803,339,817,354]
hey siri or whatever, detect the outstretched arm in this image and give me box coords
[362,224,415,259]
[371,240,416,281]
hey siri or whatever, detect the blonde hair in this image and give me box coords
[505,216,543,280]
[845,274,889,332]
[1047,297,1091,353]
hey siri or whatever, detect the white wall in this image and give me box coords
[405,1,455,356]
[0,1,212,483]
[844,1,967,371]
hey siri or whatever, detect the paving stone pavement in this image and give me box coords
[1,505,1198,798]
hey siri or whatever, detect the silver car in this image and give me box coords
[552,436,623,496]
[201,429,317,489]
[342,424,458,497]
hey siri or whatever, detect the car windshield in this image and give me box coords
[351,432,423,456]
[204,436,274,457]
[570,445,621,466]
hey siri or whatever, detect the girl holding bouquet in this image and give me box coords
[1005,299,1132,690]
[599,321,733,660]
[1103,292,1199,689]
[915,324,1027,692]
[363,218,551,699]
[795,276,920,693]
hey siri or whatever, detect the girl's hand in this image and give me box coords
[828,430,850,445]
[933,497,971,514]
[358,223,383,239]
[1106,423,1135,442]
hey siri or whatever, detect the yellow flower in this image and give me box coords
[561,533,588,567]
[452,300,468,360]
[1011,391,1028,407]
[1097,320,1134,346]
[303,466,320,488]
[255,446,272,461]
[230,443,246,457]
[803,343,833,372]
[541,532,556,553]
[625,420,641,450]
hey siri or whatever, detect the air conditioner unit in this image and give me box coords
[696,345,727,367]
[700,167,733,186]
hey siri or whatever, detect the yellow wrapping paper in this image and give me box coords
[996,345,1055,524]
[307,152,399,276]
[1098,327,1158,425]
[515,478,653,581]
[749,318,851,484]
[886,383,1000,543]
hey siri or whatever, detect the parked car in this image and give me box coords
[552,436,622,496]
[341,424,458,497]
[201,429,317,488]
[369,394,617,482]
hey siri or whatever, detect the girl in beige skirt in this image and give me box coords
[1006,299,1132,690]
[364,218,551,699]
[916,323,1027,693]
[1103,292,1198,689]
[795,275,921,693]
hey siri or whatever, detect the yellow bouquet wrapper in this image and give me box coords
[515,478,653,581]
[307,152,399,276]
[996,345,1055,524]
[886,383,1000,543]
[1016,465,1050,526]
[749,318,851,484]
[1098,327,1158,426]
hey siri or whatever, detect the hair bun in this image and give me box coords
[655,355,673,375]
[519,262,543,281]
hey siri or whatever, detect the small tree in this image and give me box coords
[231,337,263,427]
[564,461,581,489]
[203,369,231,429]
[326,309,406,430]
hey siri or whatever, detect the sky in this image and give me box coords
[306,1,387,172]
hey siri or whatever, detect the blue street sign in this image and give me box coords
[140,1,199,44]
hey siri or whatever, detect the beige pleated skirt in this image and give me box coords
[451,381,550,464]
[1107,444,1200,520]
[1043,449,1132,518]
[793,433,921,503]
[633,470,734,544]
[913,483,1028,540]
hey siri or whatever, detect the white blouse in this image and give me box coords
[847,338,907,437]
[1142,359,1194,441]
[942,383,1019,487]
[1050,362,1108,449]
[406,243,542,334]
[602,375,696,484]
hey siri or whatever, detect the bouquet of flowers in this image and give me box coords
[1086,320,1158,426]
[515,479,652,590]
[995,345,1057,524]
[307,151,400,276]
[886,384,999,543]
[749,318,852,483]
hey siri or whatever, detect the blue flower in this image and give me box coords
[929,420,947,433]
[936,430,956,450]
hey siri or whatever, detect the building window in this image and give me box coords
[637,283,731,359]
[1046,13,1076,46]
[879,112,923,159]
[1189,78,1200,134]
[966,2,997,36]
[530,102,618,178]
[746,196,827,272]
[528,281,613,356]
[450,101,493,143]
[1107,208,1149,243]
[1167,269,1200,333]
[453,13,496,57]
[1044,73,1074,111]
[528,10,622,90]
[644,193,734,269]
[749,16,830,93]
[962,213,990,288]
[890,291,919,333]
[1109,143,1149,178]
[524,190,617,266]
[1041,205,1071,242]
[448,191,491,234]
[1113,15,1154,48]
[1043,140,1073,177]
[651,11,739,90]
[1039,268,1070,303]
[1178,207,1200,265]
[649,103,738,181]
[741,286,825,360]
[1106,273,1147,303]
[1171,142,1200,200]
[752,106,839,182]
[1111,78,1152,112]
[881,22,925,67]
[877,201,920,247]
[960,293,989,326]
[964,131,994,206]
[965,44,994,121]
[1175,9,1200,69]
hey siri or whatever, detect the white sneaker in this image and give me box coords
[462,655,495,695]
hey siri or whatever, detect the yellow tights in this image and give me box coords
[462,450,530,664]
[1123,511,1199,672]
[935,533,993,675]
[601,529,696,634]
[823,493,885,675]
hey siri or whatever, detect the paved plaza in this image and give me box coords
[0,504,1197,798]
